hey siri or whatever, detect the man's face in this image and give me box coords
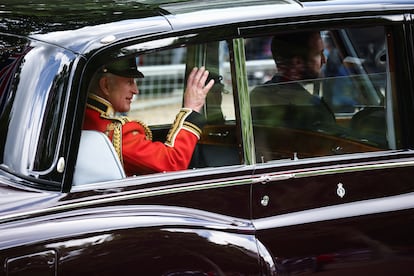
[105,75,138,113]
[302,32,326,80]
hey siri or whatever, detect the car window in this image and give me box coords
[0,35,26,165]
[0,34,73,180]
[246,26,397,163]
[78,39,239,183]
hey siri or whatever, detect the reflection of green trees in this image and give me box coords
[0,0,186,35]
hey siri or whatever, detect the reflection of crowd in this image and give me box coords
[245,37,272,60]
[322,34,358,113]
[245,37,276,85]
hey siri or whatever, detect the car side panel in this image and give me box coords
[256,208,414,275]
[252,154,414,275]
[0,206,265,275]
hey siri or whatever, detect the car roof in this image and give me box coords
[1,0,413,54]
[0,0,299,35]
[1,0,412,32]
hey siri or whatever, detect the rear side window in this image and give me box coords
[0,35,31,164]
[246,26,397,162]
[0,34,75,182]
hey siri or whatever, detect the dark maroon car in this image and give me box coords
[1,0,414,275]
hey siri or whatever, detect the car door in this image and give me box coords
[59,32,269,274]
[244,22,414,274]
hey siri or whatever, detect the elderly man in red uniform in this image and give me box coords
[83,58,214,176]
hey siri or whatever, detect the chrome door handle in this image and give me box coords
[208,131,229,137]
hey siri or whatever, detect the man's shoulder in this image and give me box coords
[250,78,324,106]
[250,78,297,105]
[121,118,153,141]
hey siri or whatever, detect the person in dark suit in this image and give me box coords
[250,31,335,129]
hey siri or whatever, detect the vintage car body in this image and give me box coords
[1,0,414,275]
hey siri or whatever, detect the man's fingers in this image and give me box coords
[187,67,198,86]
[188,67,203,82]
[204,79,214,91]
[199,69,210,88]
[194,66,207,88]
[187,66,213,93]
[183,66,214,112]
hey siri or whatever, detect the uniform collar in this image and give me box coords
[87,94,115,117]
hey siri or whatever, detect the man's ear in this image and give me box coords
[291,56,304,67]
[285,56,305,80]
[99,76,111,97]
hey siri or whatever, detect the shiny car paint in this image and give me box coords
[1,0,414,275]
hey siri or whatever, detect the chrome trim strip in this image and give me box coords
[4,159,414,223]
[253,192,414,230]
[265,158,414,181]
[0,176,255,223]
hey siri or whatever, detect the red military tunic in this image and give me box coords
[83,94,205,176]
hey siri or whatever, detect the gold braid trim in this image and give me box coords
[87,93,115,117]
[87,94,153,163]
[135,119,153,141]
[103,117,153,164]
[183,121,202,138]
[106,121,123,165]
[165,108,191,147]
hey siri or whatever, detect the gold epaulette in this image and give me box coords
[105,117,153,164]
[134,119,153,141]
